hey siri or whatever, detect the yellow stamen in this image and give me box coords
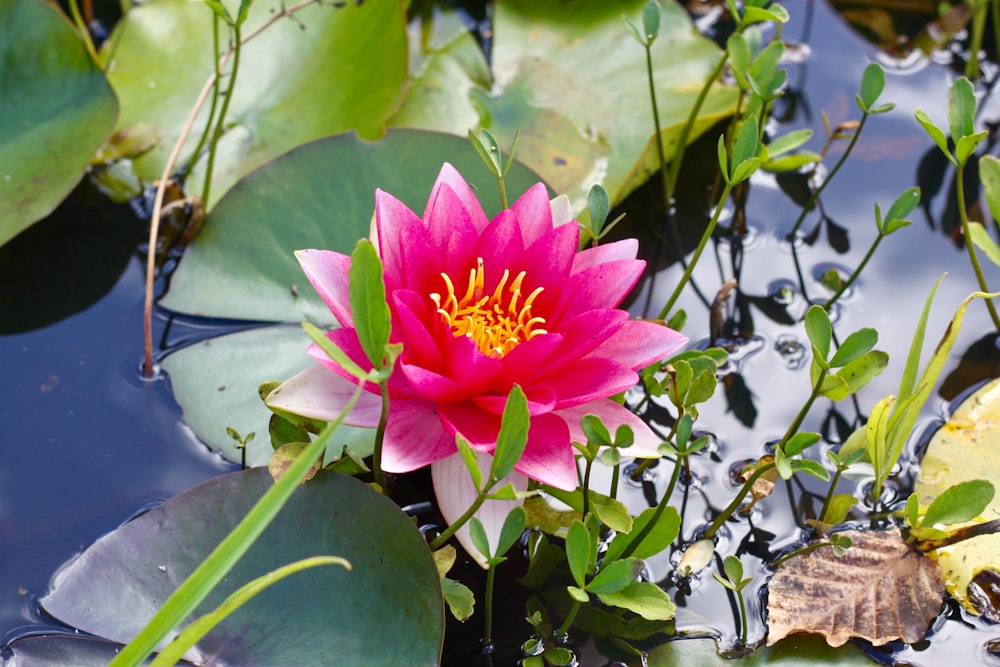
[433,257,547,357]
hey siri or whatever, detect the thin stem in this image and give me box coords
[67,0,100,64]
[618,453,684,561]
[817,466,845,524]
[581,457,594,517]
[915,517,1000,551]
[776,382,823,452]
[771,539,838,567]
[736,589,748,647]
[658,180,736,320]
[371,382,390,492]
[497,176,508,210]
[482,564,497,649]
[141,0,323,376]
[665,52,729,201]
[957,163,1000,331]
[824,233,884,311]
[702,462,776,539]
[609,462,620,500]
[555,599,582,638]
[967,0,988,79]
[201,22,243,209]
[184,14,224,177]
[787,113,869,240]
[429,494,486,551]
[644,42,670,205]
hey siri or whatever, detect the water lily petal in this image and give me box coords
[588,319,689,369]
[401,363,469,403]
[392,290,443,370]
[424,163,489,233]
[550,258,645,324]
[550,195,574,228]
[510,182,554,247]
[534,357,638,408]
[381,399,458,473]
[264,364,382,426]
[432,452,528,568]
[307,328,374,380]
[440,334,505,396]
[423,181,481,271]
[296,249,353,328]
[571,238,639,274]
[438,402,501,449]
[476,209,525,272]
[521,220,579,290]
[513,412,577,490]
[504,312,624,385]
[472,385,557,416]
[557,399,663,458]
[374,189,424,290]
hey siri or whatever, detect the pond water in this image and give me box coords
[3,0,1000,665]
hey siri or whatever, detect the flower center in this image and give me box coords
[430,257,548,357]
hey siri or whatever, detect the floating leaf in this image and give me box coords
[102,0,407,205]
[0,0,118,246]
[40,468,443,665]
[766,529,944,647]
[391,0,738,213]
[646,634,874,666]
[915,377,1000,614]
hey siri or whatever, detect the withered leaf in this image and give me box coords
[766,529,945,647]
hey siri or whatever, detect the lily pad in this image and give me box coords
[0,0,118,246]
[915,376,1000,614]
[645,634,876,666]
[161,326,376,466]
[101,0,407,206]
[390,0,739,213]
[40,467,443,666]
[6,635,182,666]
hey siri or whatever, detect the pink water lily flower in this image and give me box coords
[267,164,686,559]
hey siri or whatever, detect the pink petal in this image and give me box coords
[531,357,638,408]
[476,209,525,272]
[381,399,458,473]
[510,182,555,247]
[549,258,645,325]
[391,290,443,370]
[513,412,578,490]
[432,452,528,568]
[571,238,639,274]
[264,365,381,426]
[556,399,663,458]
[500,333,566,386]
[439,333,505,396]
[521,221,579,291]
[296,249,353,328]
[438,402,501,450]
[505,311,626,385]
[472,386,557,416]
[307,328,374,380]
[400,363,469,403]
[424,163,490,233]
[423,182,480,270]
[375,190,439,293]
[588,319,689,370]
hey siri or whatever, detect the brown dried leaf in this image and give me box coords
[767,529,945,647]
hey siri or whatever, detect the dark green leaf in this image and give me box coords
[565,521,591,588]
[490,385,530,483]
[882,187,920,231]
[495,507,528,558]
[948,76,977,141]
[586,558,643,595]
[581,414,612,447]
[981,155,1000,227]
[349,239,391,371]
[642,0,661,40]
[784,431,821,457]
[858,62,885,111]
[956,131,988,166]
[804,305,832,360]
[588,184,611,235]
[469,518,491,559]
[604,506,680,562]
[914,110,955,165]
[829,328,878,367]
[596,581,675,621]
[922,479,995,528]
[732,115,760,171]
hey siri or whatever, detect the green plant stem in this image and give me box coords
[787,113,869,240]
[735,588,748,647]
[483,563,497,649]
[581,457,594,517]
[609,462,620,500]
[184,14,224,177]
[665,51,729,200]
[703,462,776,539]
[429,494,487,551]
[372,381,390,492]
[771,539,838,567]
[618,452,684,561]
[658,180,736,320]
[497,176,508,210]
[817,466,846,524]
[967,0,988,79]
[824,233,884,311]
[201,22,243,209]
[109,386,363,667]
[776,383,823,452]
[555,599,582,638]
[67,0,100,64]
[643,41,671,205]
[956,163,1000,331]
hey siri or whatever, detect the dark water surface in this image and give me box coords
[4,0,1000,664]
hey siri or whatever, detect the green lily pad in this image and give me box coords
[40,467,443,665]
[390,0,738,213]
[915,376,1000,614]
[161,326,375,466]
[101,0,407,207]
[645,634,875,665]
[0,0,118,247]
[7,635,184,666]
